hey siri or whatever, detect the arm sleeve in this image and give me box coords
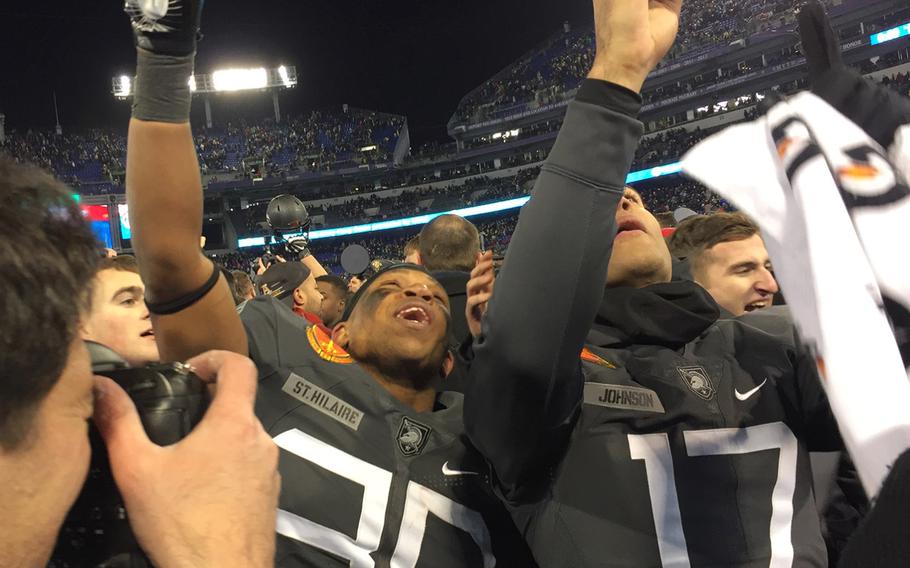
[464,79,644,503]
[239,297,281,369]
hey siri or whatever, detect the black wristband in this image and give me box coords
[132,49,194,123]
[576,79,643,119]
[145,263,220,316]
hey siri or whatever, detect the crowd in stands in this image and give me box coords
[2,129,126,184]
[225,123,727,236]
[5,57,907,197]
[217,171,728,278]
[451,0,910,124]
[193,107,406,176]
[880,69,910,98]
[462,119,563,150]
[231,167,540,235]
[1,106,404,186]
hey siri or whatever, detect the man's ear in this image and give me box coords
[333,323,350,348]
[415,252,424,266]
[440,350,455,379]
[78,319,92,341]
[292,285,305,306]
[474,251,482,267]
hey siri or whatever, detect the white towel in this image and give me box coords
[682,91,910,497]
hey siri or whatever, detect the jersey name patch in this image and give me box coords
[282,374,364,431]
[583,383,665,413]
[306,325,353,364]
[397,417,432,456]
[677,365,717,401]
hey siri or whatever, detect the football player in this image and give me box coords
[464,0,842,566]
[121,1,534,566]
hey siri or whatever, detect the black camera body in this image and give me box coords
[49,342,209,568]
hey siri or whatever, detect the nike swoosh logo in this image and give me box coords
[442,461,480,477]
[735,378,768,401]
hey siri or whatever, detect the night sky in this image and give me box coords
[0,0,593,143]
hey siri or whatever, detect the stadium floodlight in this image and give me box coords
[278,65,292,88]
[213,67,268,92]
[237,161,684,247]
[870,21,910,46]
[113,75,132,99]
[112,65,297,98]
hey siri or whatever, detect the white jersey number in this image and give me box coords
[274,428,496,568]
[628,422,798,568]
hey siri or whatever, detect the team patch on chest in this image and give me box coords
[281,374,364,430]
[677,365,717,401]
[397,417,433,456]
[306,325,353,364]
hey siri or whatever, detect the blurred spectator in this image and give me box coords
[231,270,256,305]
[403,235,421,264]
[315,274,349,328]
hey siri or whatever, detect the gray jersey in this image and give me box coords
[240,295,535,568]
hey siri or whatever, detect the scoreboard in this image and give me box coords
[80,204,113,249]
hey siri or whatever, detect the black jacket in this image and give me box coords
[432,270,471,350]
[464,80,840,567]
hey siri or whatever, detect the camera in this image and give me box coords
[48,342,209,568]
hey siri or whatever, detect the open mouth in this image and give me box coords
[395,304,431,328]
[140,329,155,339]
[616,219,646,235]
[744,301,769,312]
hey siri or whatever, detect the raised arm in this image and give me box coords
[464,0,682,502]
[124,1,247,361]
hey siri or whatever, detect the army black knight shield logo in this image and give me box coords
[677,366,716,401]
[397,417,432,456]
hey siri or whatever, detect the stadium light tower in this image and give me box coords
[112,65,297,128]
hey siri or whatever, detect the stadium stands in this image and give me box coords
[450,0,909,126]
[2,0,909,273]
[2,106,404,187]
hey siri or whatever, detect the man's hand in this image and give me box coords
[93,351,280,568]
[125,0,204,56]
[466,251,496,338]
[587,0,684,93]
[285,234,312,259]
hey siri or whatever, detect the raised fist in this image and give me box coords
[124,0,205,55]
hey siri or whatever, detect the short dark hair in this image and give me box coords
[0,158,100,450]
[403,235,420,259]
[667,212,760,276]
[417,214,480,272]
[98,255,140,275]
[316,274,349,300]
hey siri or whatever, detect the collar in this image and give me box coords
[292,306,332,335]
[588,280,720,349]
[430,271,471,295]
